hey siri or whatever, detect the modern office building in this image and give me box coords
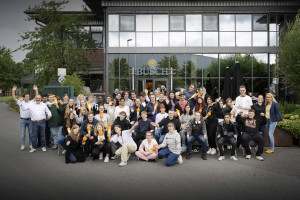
[41,1,300,100]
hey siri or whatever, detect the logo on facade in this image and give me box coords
[148,59,157,68]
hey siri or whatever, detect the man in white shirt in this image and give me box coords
[234,85,253,147]
[111,123,138,167]
[22,94,52,153]
[123,91,133,110]
[12,85,38,151]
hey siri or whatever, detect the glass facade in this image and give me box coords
[108,13,285,47]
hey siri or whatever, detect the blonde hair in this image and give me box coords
[70,124,80,142]
[265,93,277,105]
[145,131,154,138]
[64,99,76,119]
[79,107,87,117]
[199,86,207,96]
[94,122,104,136]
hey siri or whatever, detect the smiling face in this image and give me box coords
[73,127,80,135]
[97,124,103,132]
[189,85,195,92]
[35,95,42,104]
[248,111,254,119]
[239,87,246,96]
[69,99,74,106]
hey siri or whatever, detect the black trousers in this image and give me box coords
[217,136,237,156]
[241,132,265,156]
[133,133,146,149]
[206,120,218,149]
[91,142,113,159]
[84,139,93,157]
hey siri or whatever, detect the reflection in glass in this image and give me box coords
[220,54,235,77]
[136,15,152,31]
[120,32,135,47]
[153,15,169,31]
[236,15,251,31]
[219,15,235,31]
[253,15,268,31]
[120,15,135,31]
[236,32,251,46]
[236,54,252,78]
[220,32,235,46]
[277,15,285,32]
[253,32,267,46]
[202,54,218,78]
[91,26,103,32]
[109,32,119,47]
[171,54,185,79]
[108,15,119,31]
[253,54,268,77]
[136,32,152,47]
[269,32,277,46]
[170,32,185,47]
[170,16,185,31]
[186,15,202,31]
[203,32,218,46]
[108,54,119,78]
[153,32,168,47]
[92,33,103,45]
[203,15,218,31]
[253,78,268,94]
[186,32,202,46]
[269,15,277,31]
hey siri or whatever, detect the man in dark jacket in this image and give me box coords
[111,111,131,134]
[80,112,99,157]
[133,111,154,148]
[145,94,156,121]
[151,110,181,144]
[130,98,145,123]
[217,113,238,161]
[236,109,266,161]
[186,112,207,160]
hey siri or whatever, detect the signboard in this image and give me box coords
[58,76,65,83]
[136,59,168,76]
[58,68,66,77]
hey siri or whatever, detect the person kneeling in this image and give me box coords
[91,123,110,162]
[236,109,266,161]
[157,123,183,166]
[186,112,208,160]
[135,131,158,162]
[111,124,138,167]
[65,125,86,164]
[217,113,238,161]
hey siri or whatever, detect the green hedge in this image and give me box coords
[278,119,300,139]
[5,97,19,113]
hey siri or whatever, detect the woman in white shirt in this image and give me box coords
[95,105,110,128]
[135,131,158,161]
[114,97,130,120]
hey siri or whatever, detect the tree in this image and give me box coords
[18,0,96,86]
[62,73,85,96]
[0,46,19,89]
[279,12,300,96]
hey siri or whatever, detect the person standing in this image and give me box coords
[251,95,266,136]
[264,93,286,154]
[21,94,52,153]
[183,84,196,108]
[12,85,38,151]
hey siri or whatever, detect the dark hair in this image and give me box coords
[249,109,255,113]
[168,91,177,104]
[130,90,136,94]
[139,92,146,97]
[194,97,205,111]
[87,111,94,116]
[123,91,129,96]
[23,93,30,98]
[114,125,121,130]
[42,94,48,98]
[119,97,125,102]
[240,85,246,89]
[113,98,119,106]
[224,113,231,117]
[183,103,193,115]
[106,95,112,98]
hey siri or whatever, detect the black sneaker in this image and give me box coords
[186,153,191,160]
[202,154,207,160]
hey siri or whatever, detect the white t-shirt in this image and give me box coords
[114,106,130,120]
[111,130,137,150]
[234,95,253,116]
[155,113,168,124]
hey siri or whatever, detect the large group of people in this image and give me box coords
[12,83,286,167]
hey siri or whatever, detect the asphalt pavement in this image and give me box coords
[0,102,299,200]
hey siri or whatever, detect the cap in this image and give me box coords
[179,92,185,96]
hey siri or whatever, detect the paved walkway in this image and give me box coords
[0,102,299,200]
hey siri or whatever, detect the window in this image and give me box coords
[153,15,169,31]
[108,32,119,47]
[109,15,119,31]
[170,32,185,46]
[236,32,251,46]
[253,15,268,31]
[203,32,218,46]
[186,32,202,46]
[153,32,168,47]
[203,15,218,31]
[120,15,135,31]
[220,32,235,46]
[186,15,202,31]
[236,15,251,31]
[219,15,235,31]
[170,15,185,31]
[120,32,135,47]
[253,32,267,46]
[136,15,152,31]
[136,32,152,47]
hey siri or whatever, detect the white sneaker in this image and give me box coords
[210,148,217,155]
[20,145,25,151]
[119,161,127,167]
[230,156,238,161]
[42,147,47,152]
[246,155,251,159]
[29,145,33,150]
[104,156,109,163]
[256,156,264,161]
[111,156,117,160]
[29,148,36,153]
[62,150,66,155]
[99,152,103,160]
[239,145,243,149]
[177,155,183,164]
[218,156,225,161]
[207,148,212,154]
[227,145,232,150]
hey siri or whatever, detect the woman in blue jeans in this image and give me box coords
[65,125,86,164]
[157,123,183,166]
[265,93,286,154]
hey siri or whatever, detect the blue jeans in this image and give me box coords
[50,126,63,145]
[187,135,207,154]
[154,127,164,143]
[158,148,180,167]
[59,135,67,150]
[20,119,32,146]
[266,120,277,150]
[69,153,78,163]
[31,121,46,149]
[259,125,265,137]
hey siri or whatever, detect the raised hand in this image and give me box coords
[12,85,17,91]
[33,85,38,91]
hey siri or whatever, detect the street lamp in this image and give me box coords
[127,38,132,47]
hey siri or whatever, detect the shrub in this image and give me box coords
[278,102,298,115]
[6,97,19,113]
[62,73,85,96]
[278,119,300,139]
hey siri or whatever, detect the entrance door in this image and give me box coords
[137,78,168,94]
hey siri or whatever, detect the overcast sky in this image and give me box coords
[0,0,86,63]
